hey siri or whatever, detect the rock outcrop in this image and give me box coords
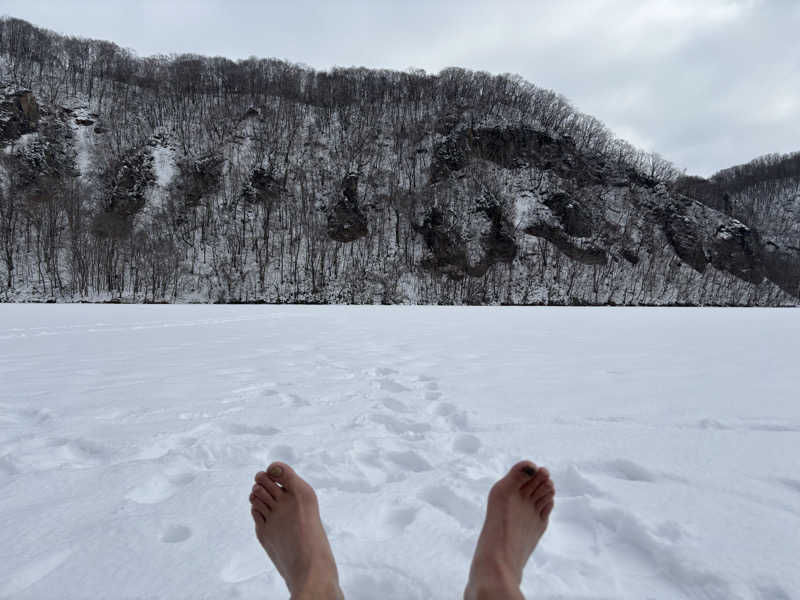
[326,173,368,242]
[0,89,39,142]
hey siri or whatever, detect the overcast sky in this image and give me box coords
[4,0,799,176]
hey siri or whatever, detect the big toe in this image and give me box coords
[267,461,299,491]
[498,460,538,490]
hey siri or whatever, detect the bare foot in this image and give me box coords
[250,462,344,600]
[464,460,556,600]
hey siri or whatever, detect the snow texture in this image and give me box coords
[0,306,798,599]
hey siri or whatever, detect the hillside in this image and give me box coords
[1,17,798,305]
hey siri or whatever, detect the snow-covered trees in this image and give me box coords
[0,17,796,305]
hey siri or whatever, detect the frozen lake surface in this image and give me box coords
[1,305,798,599]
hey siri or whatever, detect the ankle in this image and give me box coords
[465,557,522,600]
[291,577,343,600]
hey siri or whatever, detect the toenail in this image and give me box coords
[268,465,283,477]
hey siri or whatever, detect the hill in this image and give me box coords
[1,17,798,304]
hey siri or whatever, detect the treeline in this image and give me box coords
[674,152,800,238]
[0,17,677,177]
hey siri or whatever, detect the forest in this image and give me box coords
[1,17,798,305]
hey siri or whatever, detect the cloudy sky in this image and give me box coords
[4,0,799,176]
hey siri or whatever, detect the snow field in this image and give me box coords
[0,306,798,599]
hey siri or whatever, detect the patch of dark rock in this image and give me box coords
[417,207,470,279]
[178,153,224,207]
[662,212,708,273]
[543,191,594,237]
[524,221,607,265]
[75,118,94,126]
[430,125,609,187]
[708,222,764,284]
[243,167,282,204]
[476,197,518,265]
[327,173,368,242]
[760,243,800,298]
[621,247,640,264]
[430,136,468,182]
[0,89,40,141]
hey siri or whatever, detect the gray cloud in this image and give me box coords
[4,0,798,176]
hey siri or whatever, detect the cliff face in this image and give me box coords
[0,18,797,304]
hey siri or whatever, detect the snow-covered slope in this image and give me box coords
[2,17,799,305]
[1,306,798,598]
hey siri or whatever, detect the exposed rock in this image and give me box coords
[243,167,281,204]
[430,125,608,187]
[94,125,107,134]
[92,147,155,239]
[103,149,156,217]
[178,153,224,207]
[476,196,517,266]
[327,173,368,242]
[523,221,607,265]
[543,191,593,237]
[75,117,95,126]
[0,89,40,141]
[663,212,708,273]
[709,221,763,284]
[417,207,470,279]
[760,242,800,297]
[430,136,468,182]
[621,247,640,265]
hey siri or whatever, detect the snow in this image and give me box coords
[1,306,798,599]
[151,144,175,189]
[2,132,38,155]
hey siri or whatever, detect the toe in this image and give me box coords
[539,499,554,520]
[250,492,271,519]
[521,466,549,496]
[509,460,539,485]
[253,483,277,509]
[530,479,555,504]
[255,473,283,501]
[267,461,297,491]
[251,506,265,524]
[534,487,555,510]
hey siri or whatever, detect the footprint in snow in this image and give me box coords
[385,450,432,472]
[125,470,197,504]
[377,378,411,393]
[419,484,481,529]
[161,524,192,543]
